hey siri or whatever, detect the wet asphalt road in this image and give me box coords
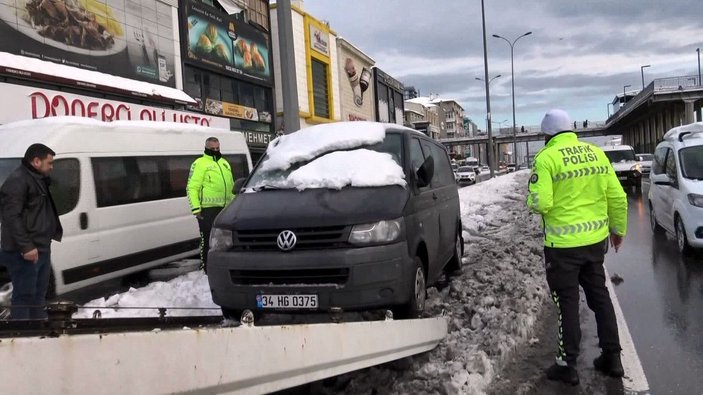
[605,190,703,394]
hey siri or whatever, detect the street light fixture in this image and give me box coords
[492,31,532,168]
[475,75,502,84]
[640,65,651,90]
[697,48,701,86]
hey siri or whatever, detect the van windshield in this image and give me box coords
[604,149,636,163]
[0,158,20,186]
[247,134,404,190]
[680,146,703,180]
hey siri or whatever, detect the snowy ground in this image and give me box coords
[321,171,550,395]
[75,171,551,395]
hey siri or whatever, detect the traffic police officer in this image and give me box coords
[527,109,628,385]
[187,137,235,273]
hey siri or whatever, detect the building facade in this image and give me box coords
[374,67,404,125]
[404,100,440,140]
[180,0,275,162]
[270,2,342,131]
[336,38,375,122]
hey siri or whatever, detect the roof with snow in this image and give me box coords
[0,51,195,104]
[406,96,463,110]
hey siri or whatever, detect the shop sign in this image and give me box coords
[0,82,230,128]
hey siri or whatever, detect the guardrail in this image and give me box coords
[0,315,448,394]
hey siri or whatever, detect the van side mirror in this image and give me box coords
[416,156,434,188]
[234,178,246,194]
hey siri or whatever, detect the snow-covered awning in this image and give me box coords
[0,51,196,104]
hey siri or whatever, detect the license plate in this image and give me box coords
[618,176,628,180]
[256,294,318,309]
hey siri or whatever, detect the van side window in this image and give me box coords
[224,154,250,181]
[94,156,230,207]
[665,148,677,180]
[50,158,80,216]
[409,138,427,175]
[652,147,667,175]
[428,143,454,187]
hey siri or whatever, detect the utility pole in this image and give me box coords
[277,0,300,133]
[480,0,494,178]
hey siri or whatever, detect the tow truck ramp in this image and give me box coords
[0,316,447,394]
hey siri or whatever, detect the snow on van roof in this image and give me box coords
[601,144,635,151]
[0,116,231,134]
[253,149,406,191]
[0,51,195,103]
[0,117,246,157]
[260,121,393,172]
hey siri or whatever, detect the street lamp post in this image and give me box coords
[640,65,651,90]
[697,48,701,86]
[492,31,532,168]
[479,0,495,178]
[623,84,631,104]
[476,75,501,170]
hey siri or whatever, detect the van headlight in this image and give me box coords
[631,164,641,173]
[210,228,233,251]
[688,194,703,208]
[349,218,403,245]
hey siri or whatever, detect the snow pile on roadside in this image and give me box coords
[74,271,220,319]
[324,172,549,395]
[259,149,407,191]
[460,170,528,236]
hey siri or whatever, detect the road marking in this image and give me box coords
[604,266,651,394]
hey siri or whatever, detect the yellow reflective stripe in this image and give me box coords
[552,165,610,182]
[545,219,609,236]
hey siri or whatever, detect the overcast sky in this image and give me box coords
[300,0,703,129]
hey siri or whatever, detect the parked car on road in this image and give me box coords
[649,123,703,255]
[207,122,463,319]
[506,163,516,172]
[602,144,641,188]
[636,153,654,177]
[480,165,490,173]
[456,166,477,185]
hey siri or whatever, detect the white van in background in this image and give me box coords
[0,117,252,296]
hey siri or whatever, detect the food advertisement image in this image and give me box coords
[184,0,271,83]
[0,0,177,86]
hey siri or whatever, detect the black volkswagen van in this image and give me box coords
[207,123,462,318]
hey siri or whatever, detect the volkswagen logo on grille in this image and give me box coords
[277,230,297,251]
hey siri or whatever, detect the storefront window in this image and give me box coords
[184,67,202,101]
[238,82,255,108]
[246,0,269,30]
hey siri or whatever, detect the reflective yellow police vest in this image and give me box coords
[527,132,628,248]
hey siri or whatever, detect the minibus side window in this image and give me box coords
[224,154,250,181]
[50,158,80,216]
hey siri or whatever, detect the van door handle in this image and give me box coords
[432,193,438,201]
[79,212,88,230]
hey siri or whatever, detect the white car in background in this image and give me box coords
[636,153,654,177]
[602,144,642,189]
[649,123,703,255]
[456,166,476,185]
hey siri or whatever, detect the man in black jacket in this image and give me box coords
[0,144,63,319]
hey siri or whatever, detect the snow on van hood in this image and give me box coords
[260,122,388,172]
[252,149,406,191]
[611,160,638,172]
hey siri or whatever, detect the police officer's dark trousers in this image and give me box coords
[197,207,223,273]
[544,238,621,366]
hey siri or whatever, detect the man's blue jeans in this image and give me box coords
[0,250,51,320]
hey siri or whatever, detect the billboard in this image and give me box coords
[0,0,178,87]
[182,0,271,84]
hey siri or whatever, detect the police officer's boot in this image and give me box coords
[593,352,624,378]
[546,363,579,386]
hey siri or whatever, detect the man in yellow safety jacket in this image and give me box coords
[527,109,628,385]
[187,137,235,273]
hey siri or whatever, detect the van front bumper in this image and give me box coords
[207,242,415,312]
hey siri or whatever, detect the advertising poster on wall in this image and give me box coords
[204,97,271,124]
[0,0,178,87]
[183,0,271,84]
